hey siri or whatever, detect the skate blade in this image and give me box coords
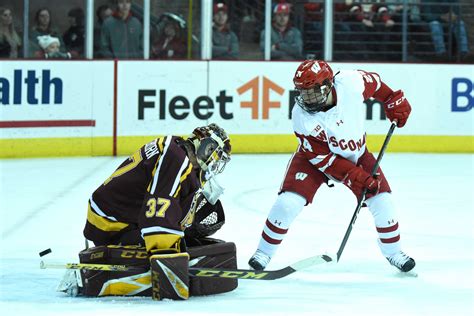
[396,269,418,278]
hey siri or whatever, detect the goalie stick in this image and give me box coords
[39,254,332,281]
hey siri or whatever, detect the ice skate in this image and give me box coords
[248,249,271,270]
[386,251,416,273]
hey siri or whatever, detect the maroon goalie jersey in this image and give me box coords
[84,136,200,253]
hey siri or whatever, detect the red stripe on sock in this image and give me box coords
[262,231,282,245]
[380,235,400,244]
[266,219,288,234]
[376,222,399,233]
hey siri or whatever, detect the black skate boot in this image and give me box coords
[248,250,271,270]
[386,251,416,272]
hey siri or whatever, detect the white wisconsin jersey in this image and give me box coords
[292,69,381,165]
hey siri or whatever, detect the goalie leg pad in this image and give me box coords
[150,253,190,300]
[74,240,237,298]
[187,237,238,296]
[78,245,150,297]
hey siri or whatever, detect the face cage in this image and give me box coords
[197,138,230,176]
[295,82,332,113]
[205,150,230,176]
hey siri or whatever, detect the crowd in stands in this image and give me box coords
[0,0,471,62]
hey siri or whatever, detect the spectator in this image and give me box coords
[422,0,469,59]
[260,2,302,60]
[389,0,432,61]
[0,7,21,58]
[100,0,143,59]
[372,3,398,61]
[35,35,71,59]
[151,16,186,59]
[335,1,396,61]
[63,8,85,58]
[29,8,65,57]
[94,4,112,57]
[212,3,239,60]
[389,0,422,24]
[302,2,323,59]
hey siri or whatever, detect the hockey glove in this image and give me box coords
[344,166,380,196]
[383,90,411,127]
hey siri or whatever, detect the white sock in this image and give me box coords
[365,192,402,257]
[256,191,306,257]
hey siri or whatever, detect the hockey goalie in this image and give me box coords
[58,124,238,300]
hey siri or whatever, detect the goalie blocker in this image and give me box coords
[70,237,237,298]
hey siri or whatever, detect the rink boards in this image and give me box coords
[0,60,472,158]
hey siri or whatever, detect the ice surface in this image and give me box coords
[1,153,473,316]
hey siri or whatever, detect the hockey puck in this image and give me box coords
[39,248,52,257]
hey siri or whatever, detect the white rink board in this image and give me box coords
[0,61,114,138]
[337,62,474,135]
[1,61,472,141]
[208,61,296,134]
[116,61,473,136]
[116,61,209,136]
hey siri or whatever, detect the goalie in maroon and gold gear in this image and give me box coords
[73,123,235,300]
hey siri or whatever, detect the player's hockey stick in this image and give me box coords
[39,254,332,280]
[336,122,397,262]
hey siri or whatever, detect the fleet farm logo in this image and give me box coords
[236,76,285,120]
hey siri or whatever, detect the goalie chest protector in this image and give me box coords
[78,239,238,297]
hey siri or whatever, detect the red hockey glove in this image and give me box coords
[384,90,411,128]
[344,166,380,196]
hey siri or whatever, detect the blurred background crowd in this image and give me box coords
[0,0,472,63]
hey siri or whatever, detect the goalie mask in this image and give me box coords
[293,60,334,113]
[189,123,231,177]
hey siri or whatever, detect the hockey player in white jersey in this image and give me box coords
[248,60,414,273]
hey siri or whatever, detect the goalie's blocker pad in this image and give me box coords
[78,238,237,297]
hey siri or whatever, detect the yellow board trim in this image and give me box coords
[87,205,129,232]
[1,134,473,158]
[0,137,113,158]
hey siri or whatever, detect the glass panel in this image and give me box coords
[417,0,472,62]
[267,0,304,61]
[150,0,201,60]
[0,1,24,59]
[212,1,239,60]
[27,0,85,59]
[301,0,324,60]
[92,0,144,59]
[210,0,264,60]
[93,1,114,58]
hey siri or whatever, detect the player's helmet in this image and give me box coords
[189,123,231,176]
[293,60,334,113]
